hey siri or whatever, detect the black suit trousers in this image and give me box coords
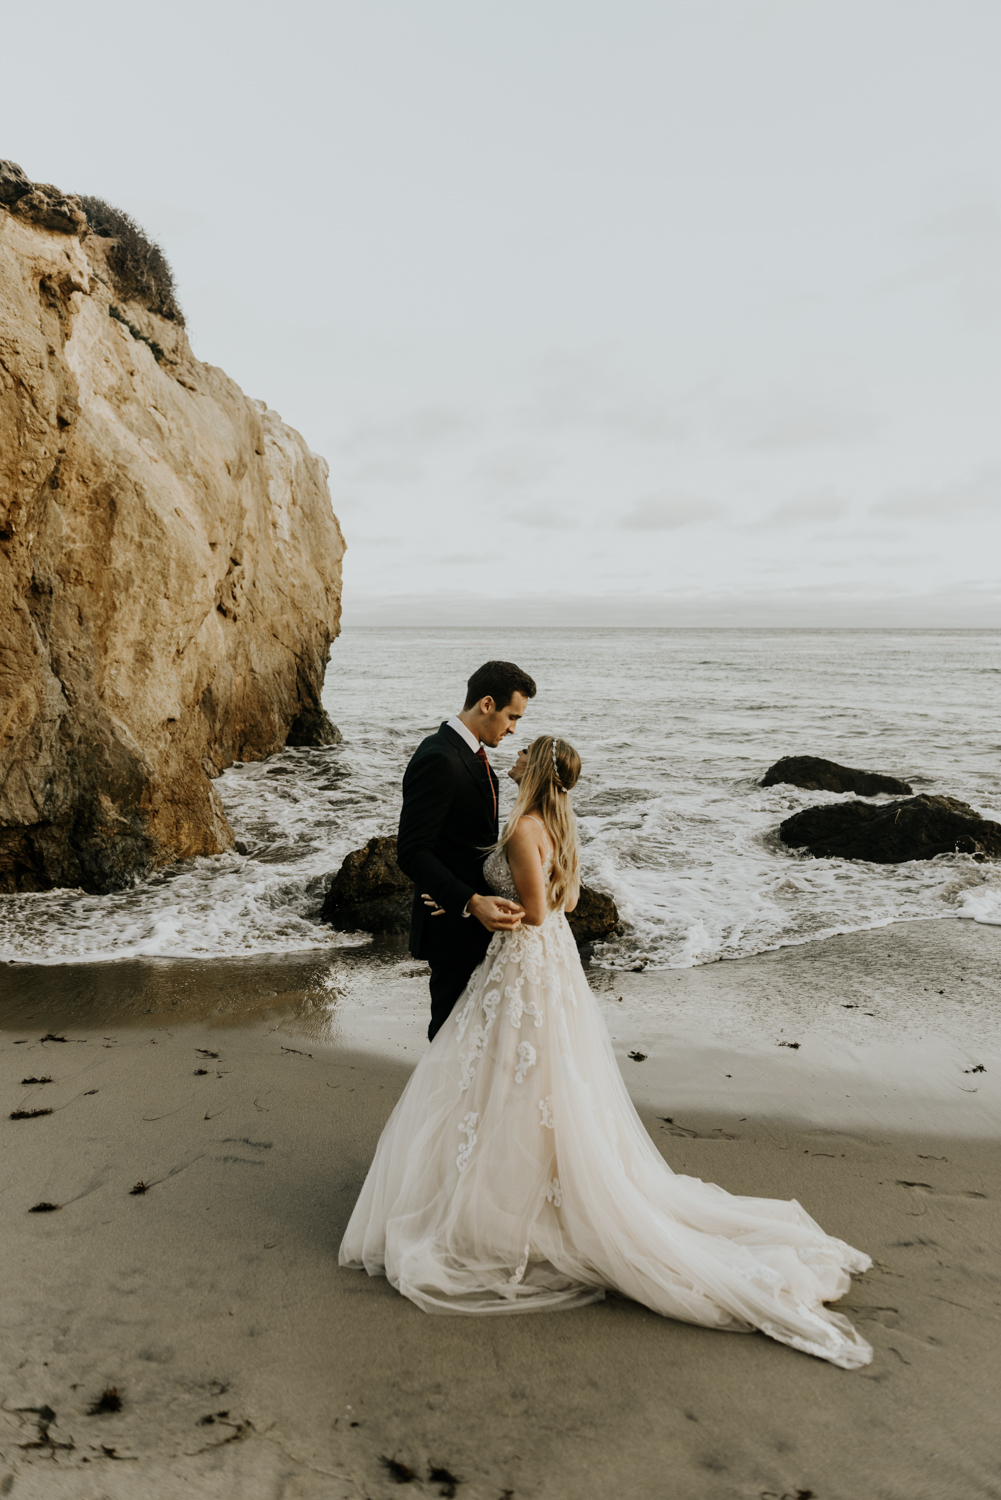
[428,959,480,1043]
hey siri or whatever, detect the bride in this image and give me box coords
[339,736,873,1369]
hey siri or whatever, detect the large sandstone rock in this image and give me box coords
[321,836,621,945]
[0,165,345,893]
[762,755,912,797]
[779,794,1001,864]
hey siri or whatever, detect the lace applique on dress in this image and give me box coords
[736,1260,784,1292]
[458,988,503,1092]
[507,1243,531,1285]
[457,1112,478,1172]
[515,1041,537,1083]
[539,1096,554,1129]
[545,1177,563,1209]
[507,984,544,1030]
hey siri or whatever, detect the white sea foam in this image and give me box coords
[956,883,1001,926]
[1,628,999,967]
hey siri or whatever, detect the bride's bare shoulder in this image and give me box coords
[508,814,549,852]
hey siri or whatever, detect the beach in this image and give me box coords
[4,9,1001,1492]
[2,916,998,1499]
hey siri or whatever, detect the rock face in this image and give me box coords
[0,164,345,893]
[779,795,1001,864]
[0,160,87,236]
[762,756,912,797]
[321,836,621,945]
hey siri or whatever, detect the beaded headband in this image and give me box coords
[551,736,566,792]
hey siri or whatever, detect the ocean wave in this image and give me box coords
[2,627,1000,968]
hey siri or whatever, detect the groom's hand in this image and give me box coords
[467,893,524,932]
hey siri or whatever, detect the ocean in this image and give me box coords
[2,628,999,968]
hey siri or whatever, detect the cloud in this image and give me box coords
[742,404,882,450]
[343,583,1001,630]
[475,446,552,487]
[337,407,474,483]
[898,202,1001,322]
[812,551,935,570]
[511,505,579,529]
[518,349,694,443]
[341,408,472,456]
[751,495,850,528]
[619,495,723,530]
[872,470,1000,520]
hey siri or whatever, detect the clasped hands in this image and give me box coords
[421,891,524,931]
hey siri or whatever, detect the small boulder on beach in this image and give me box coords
[762,756,912,797]
[566,885,621,945]
[779,794,1001,864]
[320,836,620,944]
[321,836,412,934]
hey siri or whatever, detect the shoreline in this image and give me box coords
[2,918,999,1497]
[5,916,997,1136]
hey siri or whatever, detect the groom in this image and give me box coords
[397,660,537,1041]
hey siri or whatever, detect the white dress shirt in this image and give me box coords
[445,715,482,754]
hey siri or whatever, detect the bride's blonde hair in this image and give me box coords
[497,735,582,910]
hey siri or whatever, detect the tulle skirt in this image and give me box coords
[339,913,872,1369]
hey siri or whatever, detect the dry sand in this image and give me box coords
[1,918,999,1499]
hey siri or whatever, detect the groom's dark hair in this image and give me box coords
[464,660,537,711]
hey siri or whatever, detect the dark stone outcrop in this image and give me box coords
[762,756,912,796]
[321,836,621,944]
[779,794,1001,864]
[321,836,413,935]
[565,884,620,945]
[0,160,32,207]
[285,660,343,747]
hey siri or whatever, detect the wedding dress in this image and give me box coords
[339,832,873,1369]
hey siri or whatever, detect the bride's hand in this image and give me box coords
[467,894,524,932]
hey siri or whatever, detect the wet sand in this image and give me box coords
[1,918,999,1499]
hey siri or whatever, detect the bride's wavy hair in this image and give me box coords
[497,735,582,910]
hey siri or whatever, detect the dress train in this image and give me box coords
[339,847,873,1369]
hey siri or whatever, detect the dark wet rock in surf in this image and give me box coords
[566,884,621,945]
[321,836,413,935]
[779,794,1001,864]
[321,835,621,944]
[762,756,913,797]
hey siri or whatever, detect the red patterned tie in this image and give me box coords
[475,747,497,820]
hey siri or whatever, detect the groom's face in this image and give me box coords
[478,692,529,748]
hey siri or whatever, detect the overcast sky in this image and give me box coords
[4,0,999,625]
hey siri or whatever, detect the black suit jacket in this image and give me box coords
[397,722,499,966]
